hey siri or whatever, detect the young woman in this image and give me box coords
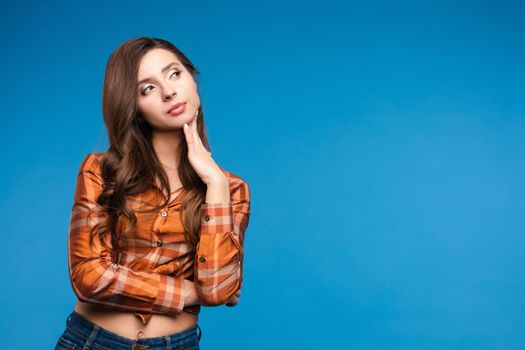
[54,37,251,350]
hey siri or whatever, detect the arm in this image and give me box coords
[68,153,193,314]
[193,175,251,306]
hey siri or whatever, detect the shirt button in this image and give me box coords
[204,215,211,222]
[198,256,206,263]
[160,210,168,217]
[156,240,163,247]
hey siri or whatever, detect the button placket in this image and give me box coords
[157,209,168,248]
[150,208,168,265]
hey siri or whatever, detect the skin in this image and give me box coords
[73,48,240,340]
[136,47,240,306]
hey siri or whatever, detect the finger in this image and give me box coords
[190,117,203,152]
[225,296,239,306]
[191,115,207,153]
[227,294,238,303]
[183,123,195,151]
[191,113,198,139]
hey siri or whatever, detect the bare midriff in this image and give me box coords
[74,300,198,340]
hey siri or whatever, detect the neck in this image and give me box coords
[151,129,184,169]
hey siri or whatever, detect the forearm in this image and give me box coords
[194,178,250,305]
[205,175,230,204]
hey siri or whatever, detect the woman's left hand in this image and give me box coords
[182,111,224,185]
[225,289,241,307]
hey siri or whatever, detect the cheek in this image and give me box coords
[138,99,158,116]
[188,86,200,105]
[192,93,201,106]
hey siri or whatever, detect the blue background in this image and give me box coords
[1,0,524,349]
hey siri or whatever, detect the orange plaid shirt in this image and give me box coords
[67,153,251,325]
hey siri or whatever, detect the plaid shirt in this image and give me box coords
[67,153,251,325]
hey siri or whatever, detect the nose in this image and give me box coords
[162,84,177,100]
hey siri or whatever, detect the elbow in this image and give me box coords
[69,274,96,302]
[69,266,98,301]
[68,262,107,301]
[195,278,241,306]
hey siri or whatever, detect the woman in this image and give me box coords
[54,37,251,350]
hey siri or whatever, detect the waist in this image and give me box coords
[74,300,198,339]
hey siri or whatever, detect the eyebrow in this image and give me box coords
[137,62,182,86]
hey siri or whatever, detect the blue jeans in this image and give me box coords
[54,311,202,350]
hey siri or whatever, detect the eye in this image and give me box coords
[139,70,181,96]
[140,86,153,95]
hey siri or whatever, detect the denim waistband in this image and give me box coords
[66,310,201,348]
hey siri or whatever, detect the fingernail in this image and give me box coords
[184,123,188,128]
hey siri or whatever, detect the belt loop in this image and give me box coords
[165,335,171,349]
[84,324,100,349]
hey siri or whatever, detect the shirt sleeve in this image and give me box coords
[68,153,188,315]
[194,176,251,305]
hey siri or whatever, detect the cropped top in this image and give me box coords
[67,153,251,325]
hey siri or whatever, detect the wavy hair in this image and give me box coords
[88,37,211,260]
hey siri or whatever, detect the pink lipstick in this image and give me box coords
[167,102,186,116]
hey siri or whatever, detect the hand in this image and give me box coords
[182,110,224,185]
[225,289,241,307]
[184,280,201,307]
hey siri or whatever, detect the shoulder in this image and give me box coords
[77,152,105,174]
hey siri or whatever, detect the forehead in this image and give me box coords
[137,48,181,78]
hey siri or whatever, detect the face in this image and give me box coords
[136,48,200,131]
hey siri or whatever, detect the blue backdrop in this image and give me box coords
[1,0,524,348]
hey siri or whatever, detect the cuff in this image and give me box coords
[152,274,185,314]
[200,203,235,235]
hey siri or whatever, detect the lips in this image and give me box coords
[167,102,186,115]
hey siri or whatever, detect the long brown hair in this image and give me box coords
[89,37,211,261]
